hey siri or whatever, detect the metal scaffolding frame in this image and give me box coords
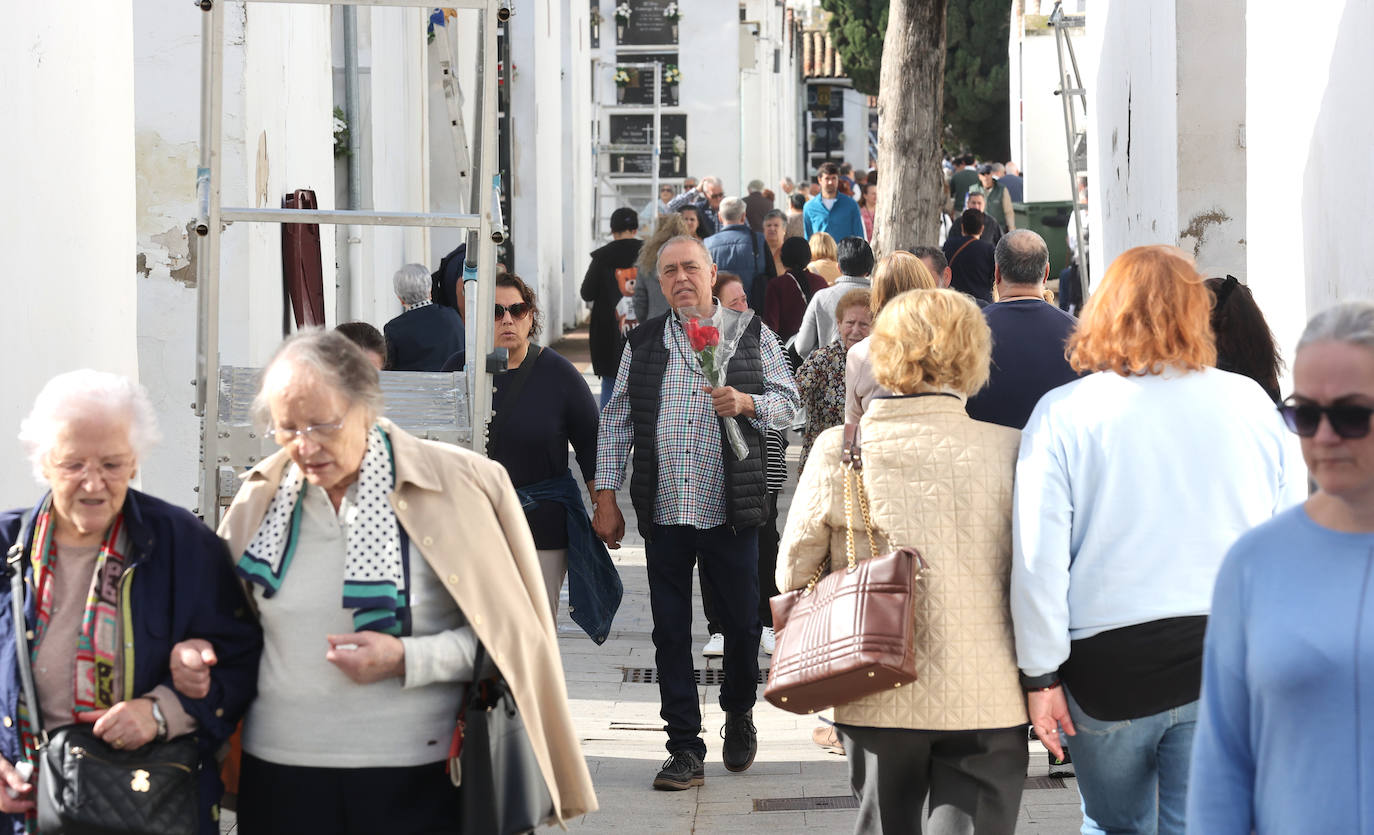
[193,0,506,520]
[593,60,663,239]
[1050,2,1089,298]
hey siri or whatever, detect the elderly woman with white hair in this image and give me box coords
[0,370,262,834]
[212,329,596,833]
[383,262,466,372]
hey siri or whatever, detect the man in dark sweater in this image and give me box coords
[383,263,465,371]
[965,230,1080,428]
[942,209,997,304]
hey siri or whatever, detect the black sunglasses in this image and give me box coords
[494,302,532,320]
[1278,400,1374,439]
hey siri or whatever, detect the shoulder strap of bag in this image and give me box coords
[839,424,882,571]
[486,345,543,454]
[948,237,976,269]
[8,510,44,745]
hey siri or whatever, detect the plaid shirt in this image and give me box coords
[596,314,799,528]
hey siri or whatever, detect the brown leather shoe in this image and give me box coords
[811,724,844,755]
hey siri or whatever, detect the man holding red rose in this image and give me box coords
[593,236,799,791]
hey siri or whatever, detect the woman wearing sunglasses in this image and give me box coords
[1010,245,1304,835]
[490,274,619,635]
[1189,301,1374,833]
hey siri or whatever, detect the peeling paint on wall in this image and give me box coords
[1180,208,1232,256]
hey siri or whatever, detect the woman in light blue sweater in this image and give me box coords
[1188,302,1374,833]
[1010,246,1304,835]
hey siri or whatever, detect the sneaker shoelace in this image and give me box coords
[720,715,756,739]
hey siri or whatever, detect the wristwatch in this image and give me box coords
[148,698,168,742]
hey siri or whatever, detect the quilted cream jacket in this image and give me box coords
[777,394,1029,731]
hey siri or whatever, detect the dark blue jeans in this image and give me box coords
[647,524,761,757]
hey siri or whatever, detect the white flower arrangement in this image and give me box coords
[615,2,632,23]
[613,68,634,86]
[672,135,686,155]
[663,64,682,84]
[663,2,680,21]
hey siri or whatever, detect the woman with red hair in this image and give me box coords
[1010,245,1304,834]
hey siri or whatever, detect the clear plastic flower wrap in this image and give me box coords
[680,304,754,460]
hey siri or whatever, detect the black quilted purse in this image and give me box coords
[7,529,200,835]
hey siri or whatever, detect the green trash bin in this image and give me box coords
[1013,201,1074,275]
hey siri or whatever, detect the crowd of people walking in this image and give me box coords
[0,156,1368,835]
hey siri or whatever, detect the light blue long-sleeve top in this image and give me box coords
[1011,368,1305,678]
[1188,506,1374,833]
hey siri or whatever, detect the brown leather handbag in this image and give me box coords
[765,424,927,715]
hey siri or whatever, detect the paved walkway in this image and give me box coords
[552,331,1083,833]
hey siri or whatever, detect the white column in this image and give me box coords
[509,0,566,342]
[563,0,594,332]
[1247,0,1370,372]
[0,3,139,508]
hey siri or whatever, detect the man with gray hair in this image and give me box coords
[704,197,771,309]
[964,230,1079,428]
[383,262,466,371]
[667,175,724,237]
[743,179,772,232]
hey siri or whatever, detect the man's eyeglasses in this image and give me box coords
[266,420,346,445]
[1278,400,1374,439]
[495,302,532,321]
[708,191,725,199]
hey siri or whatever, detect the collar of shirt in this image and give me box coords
[405,299,434,311]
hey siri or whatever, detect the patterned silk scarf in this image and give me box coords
[236,425,411,635]
[19,494,129,760]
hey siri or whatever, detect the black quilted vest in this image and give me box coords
[624,313,767,541]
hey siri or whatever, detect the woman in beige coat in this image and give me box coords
[213,330,595,833]
[780,289,1028,835]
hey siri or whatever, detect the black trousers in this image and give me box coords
[834,724,1028,835]
[700,491,780,630]
[237,754,461,835]
[648,523,761,756]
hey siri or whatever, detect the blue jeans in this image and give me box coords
[599,376,615,408]
[1062,687,1197,835]
[646,524,761,757]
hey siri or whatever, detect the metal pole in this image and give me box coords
[341,6,364,323]
[195,0,225,520]
[651,62,661,224]
[470,0,499,452]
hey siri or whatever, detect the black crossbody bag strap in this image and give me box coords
[7,511,44,749]
[486,345,542,454]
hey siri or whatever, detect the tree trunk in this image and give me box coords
[872,0,949,258]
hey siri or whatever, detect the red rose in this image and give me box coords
[686,318,708,352]
[698,325,721,348]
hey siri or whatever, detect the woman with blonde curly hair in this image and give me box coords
[806,232,842,284]
[780,288,1029,834]
[1011,245,1304,835]
[844,251,937,423]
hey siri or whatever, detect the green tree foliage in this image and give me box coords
[943,0,1010,159]
[818,0,888,96]
[820,0,1010,159]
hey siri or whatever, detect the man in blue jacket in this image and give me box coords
[704,197,770,310]
[803,161,865,242]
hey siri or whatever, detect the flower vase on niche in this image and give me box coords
[618,23,625,39]
[616,85,626,104]
[672,23,678,41]
[666,84,677,104]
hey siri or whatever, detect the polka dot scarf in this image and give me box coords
[236,425,411,635]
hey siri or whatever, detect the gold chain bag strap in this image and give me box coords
[764,423,928,715]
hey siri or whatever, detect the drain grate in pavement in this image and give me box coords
[1024,775,1067,790]
[620,666,769,685]
[755,796,857,812]
[607,722,664,732]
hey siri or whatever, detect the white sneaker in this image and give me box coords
[761,627,775,655]
[702,632,725,657]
